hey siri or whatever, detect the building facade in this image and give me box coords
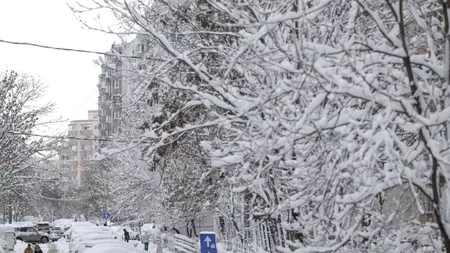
[98,37,150,139]
[60,110,100,186]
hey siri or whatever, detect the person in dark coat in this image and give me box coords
[34,245,44,253]
[123,229,130,242]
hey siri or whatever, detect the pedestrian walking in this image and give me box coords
[123,229,130,242]
[24,244,33,253]
[141,231,150,251]
[34,245,44,253]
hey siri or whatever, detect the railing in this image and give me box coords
[168,234,197,253]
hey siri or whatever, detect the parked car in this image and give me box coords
[14,226,50,243]
[67,226,121,253]
[72,239,135,253]
[64,223,103,241]
[50,226,64,241]
[36,221,51,234]
[0,225,16,252]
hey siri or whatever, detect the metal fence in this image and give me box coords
[168,234,198,253]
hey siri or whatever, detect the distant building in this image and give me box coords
[98,37,149,139]
[59,110,100,186]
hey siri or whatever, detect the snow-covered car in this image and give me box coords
[67,226,120,253]
[50,226,64,241]
[84,241,141,253]
[66,226,118,240]
[0,238,9,253]
[13,226,50,243]
[36,221,51,234]
[53,219,76,232]
[0,225,16,252]
[63,222,96,240]
[71,239,126,253]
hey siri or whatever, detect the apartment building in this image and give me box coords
[98,37,149,139]
[60,110,100,186]
[97,30,184,140]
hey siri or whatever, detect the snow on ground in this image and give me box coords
[123,241,172,253]
[14,239,172,253]
[54,239,69,253]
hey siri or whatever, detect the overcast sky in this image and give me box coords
[0,0,115,134]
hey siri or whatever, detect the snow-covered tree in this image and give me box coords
[74,0,450,252]
[0,70,58,222]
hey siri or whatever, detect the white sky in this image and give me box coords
[0,0,115,134]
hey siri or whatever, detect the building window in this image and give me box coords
[113,80,119,89]
[137,44,145,53]
[113,95,121,104]
[113,110,121,119]
[424,198,433,214]
[81,155,92,160]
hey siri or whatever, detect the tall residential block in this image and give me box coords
[59,110,100,186]
[98,37,149,140]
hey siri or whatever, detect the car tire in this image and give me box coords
[41,237,49,243]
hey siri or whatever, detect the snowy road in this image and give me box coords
[12,240,172,253]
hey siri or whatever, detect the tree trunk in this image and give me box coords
[8,197,12,224]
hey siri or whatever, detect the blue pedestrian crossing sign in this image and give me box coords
[200,232,217,253]
[103,212,110,219]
